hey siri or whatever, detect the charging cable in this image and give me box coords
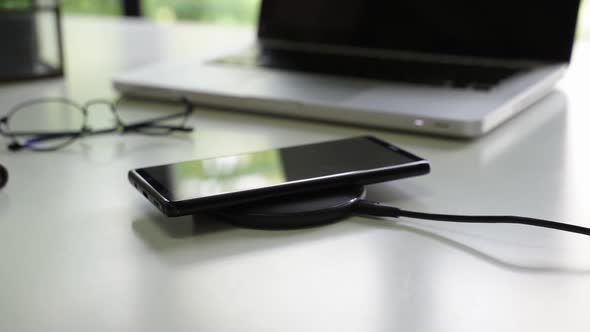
[354,200,590,237]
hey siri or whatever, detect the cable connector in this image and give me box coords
[353,200,402,218]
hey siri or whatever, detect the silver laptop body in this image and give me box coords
[113,0,581,138]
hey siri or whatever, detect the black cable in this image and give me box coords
[353,200,590,237]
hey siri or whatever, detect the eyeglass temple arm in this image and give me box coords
[121,108,194,132]
[142,124,193,132]
[123,121,193,132]
[7,131,81,151]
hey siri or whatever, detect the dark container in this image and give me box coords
[0,0,64,82]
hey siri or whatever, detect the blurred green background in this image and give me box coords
[62,0,589,39]
[62,0,261,24]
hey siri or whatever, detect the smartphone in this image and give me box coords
[128,136,430,217]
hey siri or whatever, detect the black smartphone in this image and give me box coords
[128,136,430,217]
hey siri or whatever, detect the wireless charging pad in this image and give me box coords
[210,185,366,229]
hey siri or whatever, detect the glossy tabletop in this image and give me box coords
[1,16,590,332]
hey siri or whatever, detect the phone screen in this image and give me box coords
[135,136,424,202]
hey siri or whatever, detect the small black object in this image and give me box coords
[208,185,590,237]
[0,163,7,189]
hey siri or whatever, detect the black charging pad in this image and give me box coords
[210,185,366,229]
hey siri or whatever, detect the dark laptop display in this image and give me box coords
[258,0,581,63]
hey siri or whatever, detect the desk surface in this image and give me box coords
[1,16,590,332]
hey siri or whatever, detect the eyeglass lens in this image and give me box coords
[7,100,85,150]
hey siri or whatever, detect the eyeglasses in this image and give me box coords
[0,96,194,152]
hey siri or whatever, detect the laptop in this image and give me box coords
[112,0,581,138]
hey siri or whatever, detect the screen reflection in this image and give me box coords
[171,150,286,200]
[138,137,420,201]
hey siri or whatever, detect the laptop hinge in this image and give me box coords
[258,39,554,70]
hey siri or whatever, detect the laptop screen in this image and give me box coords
[258,0,581,63]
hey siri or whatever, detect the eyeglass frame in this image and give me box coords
[0,96,195,152]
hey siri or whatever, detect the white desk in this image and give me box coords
[1,16,590,332]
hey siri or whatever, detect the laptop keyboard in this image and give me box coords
[212,50,523,91]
